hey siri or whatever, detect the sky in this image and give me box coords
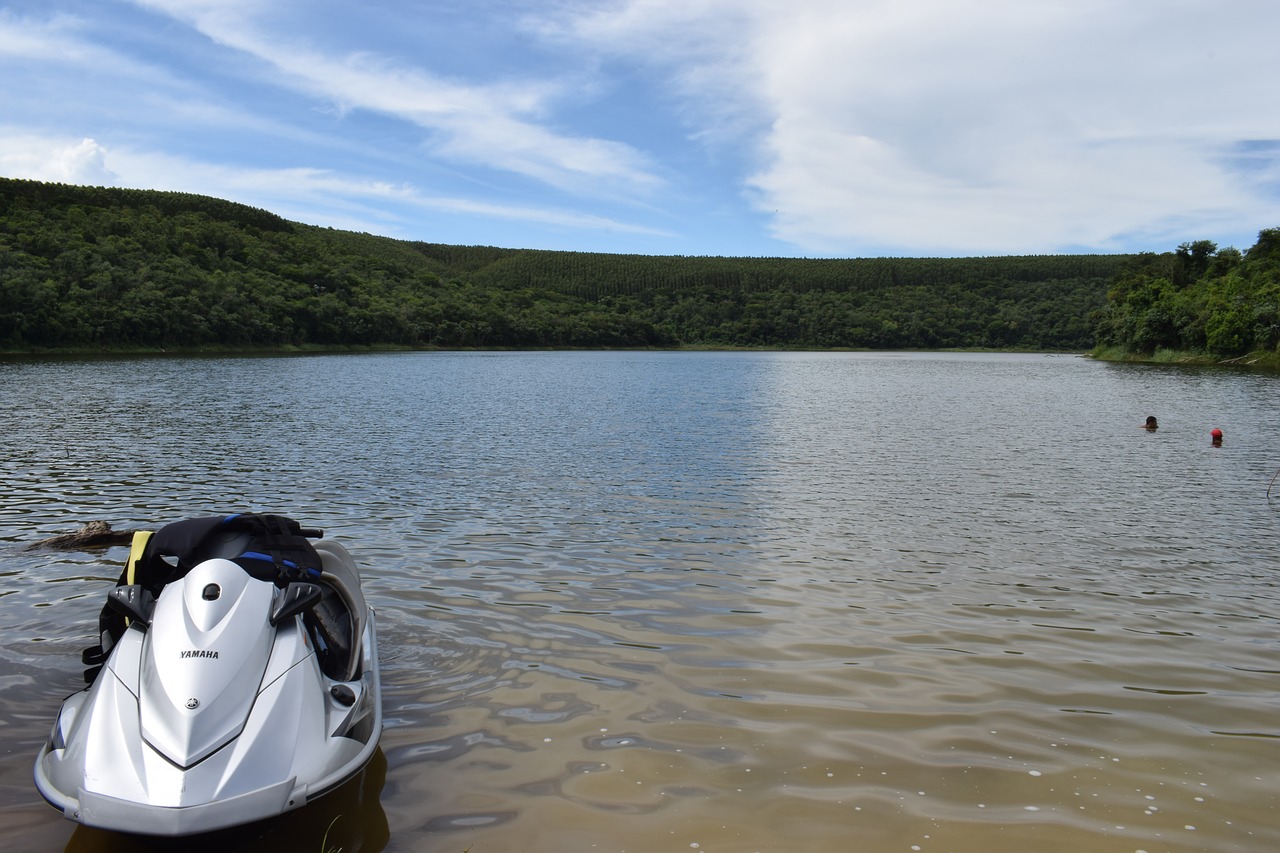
[2,0,1279,259]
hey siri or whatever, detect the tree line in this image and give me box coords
[0,176,1195,353]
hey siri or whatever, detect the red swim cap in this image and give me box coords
[1210,428,1223,438]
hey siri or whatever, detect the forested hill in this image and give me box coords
[1,177,1131,351]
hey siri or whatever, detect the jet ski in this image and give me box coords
[34,513,382,836]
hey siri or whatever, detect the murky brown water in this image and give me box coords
[2,351,1279,852]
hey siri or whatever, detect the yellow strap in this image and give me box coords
[125,530,153,586]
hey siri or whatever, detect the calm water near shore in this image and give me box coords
[1,350,1279,853]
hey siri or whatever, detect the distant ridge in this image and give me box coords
[1,177,1131,352]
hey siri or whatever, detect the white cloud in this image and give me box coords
[176,161,669,235]
[0,132,663,237]
[7,0,1278,255]
[0,135,117,185]
[0,9,85,59]
[128,0,665,196]
[0,9,170,79]
[529,0,763,144]
[539,0,1280,254]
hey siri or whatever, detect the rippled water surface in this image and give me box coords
[2,351,1279,853]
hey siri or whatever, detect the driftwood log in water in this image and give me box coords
[26,521,140,551]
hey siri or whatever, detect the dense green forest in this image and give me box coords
[0,176,1229,354]
[1091,230,1280,361]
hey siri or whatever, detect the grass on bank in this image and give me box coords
[1090,345,1280,370]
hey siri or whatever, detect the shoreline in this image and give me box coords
[0,344,1080,359]
[4,343,1278,371]
[1088,345,1280,371]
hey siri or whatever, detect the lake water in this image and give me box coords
[1,350,1279,853]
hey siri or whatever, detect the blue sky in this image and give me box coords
[2,0,1279,258]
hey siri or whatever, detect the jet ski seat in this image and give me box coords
[87,514,367,684]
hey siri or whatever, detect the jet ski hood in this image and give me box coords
[140,559,274,768]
